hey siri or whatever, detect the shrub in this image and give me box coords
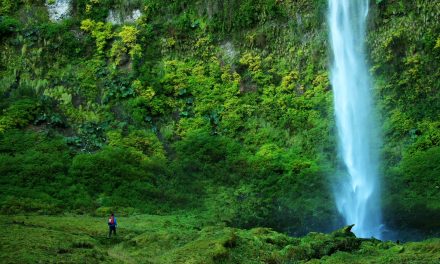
[80,19,113,54]
[0,99,40,133]
[0,15,19,38]
[69,146,167,210]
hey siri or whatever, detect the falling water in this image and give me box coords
[328,0,382,238]
[46,0,71,22]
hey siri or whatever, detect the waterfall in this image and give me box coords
[46,0,71,22]
[328,0,382,238]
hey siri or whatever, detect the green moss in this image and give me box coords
[0,0,438,249]
[2,215,440,263]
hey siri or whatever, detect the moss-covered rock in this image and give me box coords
[3,215,440,263]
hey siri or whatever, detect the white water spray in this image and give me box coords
[328,0,382,238]
[46,0,71,22]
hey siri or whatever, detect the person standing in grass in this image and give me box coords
[108,213,117,238]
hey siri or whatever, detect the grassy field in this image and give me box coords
[1,214,439,264]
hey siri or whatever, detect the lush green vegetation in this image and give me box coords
[0,0,439,261]
[2,214,439,263]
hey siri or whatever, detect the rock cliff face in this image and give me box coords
[0,0,439,241]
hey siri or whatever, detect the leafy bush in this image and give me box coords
[204,184,272,229]
[80,19,113,54]
[0,15,19,38]
[0,99,40,133]
[69,146,169,211]
[384,147,440,234]
[0,130,71,213]
[173,129,245,184]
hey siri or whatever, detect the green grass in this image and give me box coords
[1,214,439,263]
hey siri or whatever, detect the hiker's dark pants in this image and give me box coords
[108,226,116,237]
